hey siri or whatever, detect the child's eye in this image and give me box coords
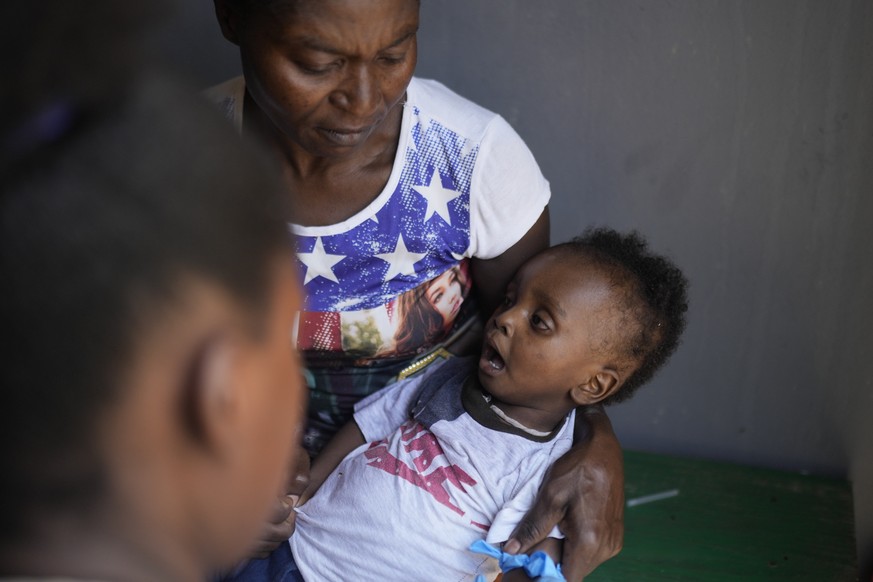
[531,313,550,331]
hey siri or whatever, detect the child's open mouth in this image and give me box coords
[482,343,506,371]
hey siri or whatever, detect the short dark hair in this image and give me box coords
[0,77,292,540]
[554,228,689,405]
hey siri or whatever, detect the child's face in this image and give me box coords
[228,0,419,158]
[478,249,622,412]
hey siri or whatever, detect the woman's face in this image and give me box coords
[427,268,463,325]
[232,0,419,158]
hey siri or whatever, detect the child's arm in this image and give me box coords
[299,419,365,504]
[501,537,563,582]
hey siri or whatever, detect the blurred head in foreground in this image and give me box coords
[1,57,305,582]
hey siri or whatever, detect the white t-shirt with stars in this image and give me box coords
[205,77,551,361]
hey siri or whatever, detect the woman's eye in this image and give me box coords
[297,60,338,75]
[379,53,406,66]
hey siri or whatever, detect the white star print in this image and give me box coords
[376,234,427,282]
[298,237,345,285]
[413,170,461,225]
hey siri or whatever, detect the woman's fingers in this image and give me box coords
[249,496,297,558]
[286,445,310,496]
[506,446,624,582]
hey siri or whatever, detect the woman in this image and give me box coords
[209,0,623,577]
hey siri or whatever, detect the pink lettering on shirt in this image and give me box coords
[364,421,477,516]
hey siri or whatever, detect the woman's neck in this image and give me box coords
[242,92,403,179]
[0,514,200,582]
[243,93,405,227]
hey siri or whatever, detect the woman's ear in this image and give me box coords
[213,0,241,45]
[570,369,620,406]
[179,332,241,453]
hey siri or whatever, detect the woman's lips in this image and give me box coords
[317,126,370,146]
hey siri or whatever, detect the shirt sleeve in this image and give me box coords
[353,358,453,441]
[468,115,551,260]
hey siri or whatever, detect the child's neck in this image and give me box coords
[465,377,574,436]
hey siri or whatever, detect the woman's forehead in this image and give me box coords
[251,0,420,50]
[251,0,420,19]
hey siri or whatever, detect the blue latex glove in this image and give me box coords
[470,540,565,582]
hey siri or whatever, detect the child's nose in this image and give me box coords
[493,307,516,336]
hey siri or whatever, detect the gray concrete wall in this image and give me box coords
[152,1,873,576]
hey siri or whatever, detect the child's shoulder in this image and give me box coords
[406,356,477,426]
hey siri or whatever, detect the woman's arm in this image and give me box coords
[471,208,550,317]
[504,406,624,582]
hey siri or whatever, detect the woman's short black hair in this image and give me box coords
[0,76,292,540]
[555,228,689,406]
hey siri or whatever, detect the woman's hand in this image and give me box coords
[505,407,624,581]
[248,495,298,558]
[247,445,310,558]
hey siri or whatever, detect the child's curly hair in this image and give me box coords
[556,228,689,405]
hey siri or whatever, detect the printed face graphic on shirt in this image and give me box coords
[426,266,464,324]
[301,261,472,358]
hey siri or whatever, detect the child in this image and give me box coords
[227,228,689,582]
[0,65,308,581]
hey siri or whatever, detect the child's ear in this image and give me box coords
[179,333,241,452]
[213,0,241,45]
[570,369,620,406]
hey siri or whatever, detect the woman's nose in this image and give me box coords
[331,64,379,118]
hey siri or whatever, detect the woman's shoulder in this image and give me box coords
[202,76,245,129]
[406,77,502,139]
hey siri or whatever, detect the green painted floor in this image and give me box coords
[587,451,857,581]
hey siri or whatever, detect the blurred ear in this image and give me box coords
[213,0,241,45]
[570,368,620,406]
[180,332,241,453]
